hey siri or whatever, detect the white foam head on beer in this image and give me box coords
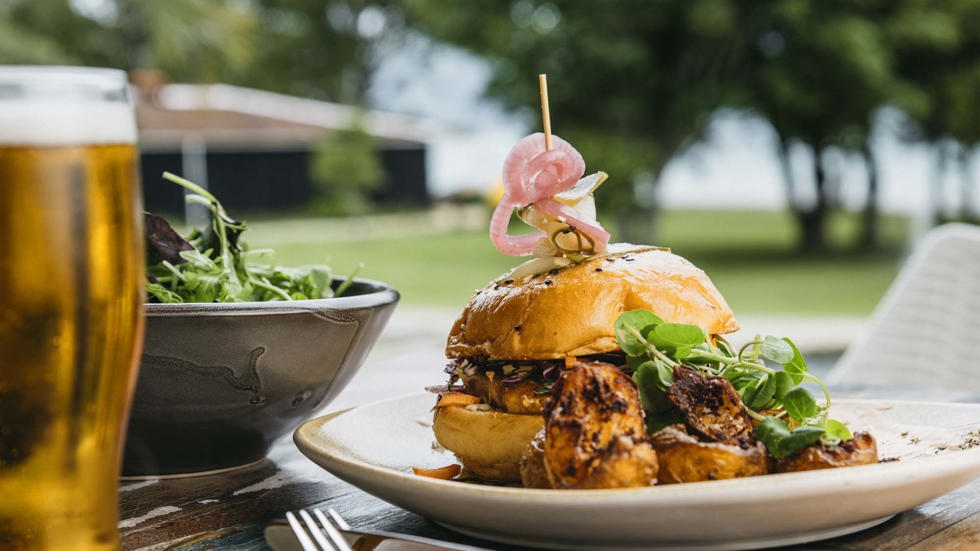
[0,67,137,146]
[0,101,137,146]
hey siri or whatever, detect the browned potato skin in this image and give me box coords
[651,425,768,484]
[543,360,658,489]
[519,430,552,489]
[773,431,879,473]
[668,365,754,442]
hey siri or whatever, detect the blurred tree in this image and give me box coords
[404,0,754,243]
[309,118,384,215]
[0,0,254,81]
[737,1,905,252]
[238,0,403,104]
[0,1,88,64]
[887,0,980,224]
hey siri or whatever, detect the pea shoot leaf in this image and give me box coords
[782,387,821,422]
[612,308,848,462]
[632,360,671,412]
[760,335,794,364]
[822,418,853,442]
[782,337,808,384]
[614,309,663,356]
[756,417,826,458]
[645,409,684,435]
[773,371,794,401]
[649,323,705,356]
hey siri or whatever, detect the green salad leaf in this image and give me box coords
[145,172,358,303]
[614,308,851,459]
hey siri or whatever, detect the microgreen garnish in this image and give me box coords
[614,309,851,458]
[145,172,359,303]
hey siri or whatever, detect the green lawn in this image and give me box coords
[246,209,909,315]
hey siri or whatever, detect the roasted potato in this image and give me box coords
[773,431,879,473]
[668,365,754,442]
[650,425,768,484]
[543,360,658,489]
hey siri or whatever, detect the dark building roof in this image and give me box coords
[132,79,435,213]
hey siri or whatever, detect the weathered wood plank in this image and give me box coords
[119,433,979,551]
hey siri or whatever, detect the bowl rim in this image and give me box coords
[144,277,399,315]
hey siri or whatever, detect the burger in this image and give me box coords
[432,244,739,482]
[429,128,877,486]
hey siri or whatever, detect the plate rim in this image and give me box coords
[294,392,980,502]
[293,392,980,548]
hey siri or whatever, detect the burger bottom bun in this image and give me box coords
[433,406,544,482]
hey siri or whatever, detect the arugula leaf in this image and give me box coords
[145,172,346,304]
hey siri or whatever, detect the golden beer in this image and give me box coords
[0,68,144,550]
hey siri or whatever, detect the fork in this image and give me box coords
[285,508,353,551]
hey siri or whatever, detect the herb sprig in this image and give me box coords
[614,309,851,458]
[145,172,358,303]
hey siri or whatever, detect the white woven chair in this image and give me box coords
[827,223,980,395]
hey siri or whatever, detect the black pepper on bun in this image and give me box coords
[432,245,738,482]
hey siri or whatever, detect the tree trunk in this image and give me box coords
[858,140,879,249]
[930,141,947,225]
[959,148,977,222]
[776,134,796,206]
[795,146,829,253]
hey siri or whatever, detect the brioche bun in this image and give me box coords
[432,406,544,481]
[446,246,738,359]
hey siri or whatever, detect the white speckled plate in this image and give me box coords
[294,393,980,550]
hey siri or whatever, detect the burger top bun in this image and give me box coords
[446,246,738,360]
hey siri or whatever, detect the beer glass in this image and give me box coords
[0,67,144,550]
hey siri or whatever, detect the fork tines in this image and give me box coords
[285,508,353,551]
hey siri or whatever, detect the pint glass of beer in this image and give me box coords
[0,67,144,550]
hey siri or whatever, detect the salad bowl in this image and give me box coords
[122,278,398,476]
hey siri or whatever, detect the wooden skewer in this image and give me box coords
[539,74,553,151]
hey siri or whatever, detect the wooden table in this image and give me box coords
[119,435,980,551]
[117,402,980,551]
[118,309,980,550]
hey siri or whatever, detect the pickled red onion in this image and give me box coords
[501,133,584,203]
[490,196,546,255]
[534,197,610,253]
[490,132,609,256]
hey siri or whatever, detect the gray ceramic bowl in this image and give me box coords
[123,278,398,476]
